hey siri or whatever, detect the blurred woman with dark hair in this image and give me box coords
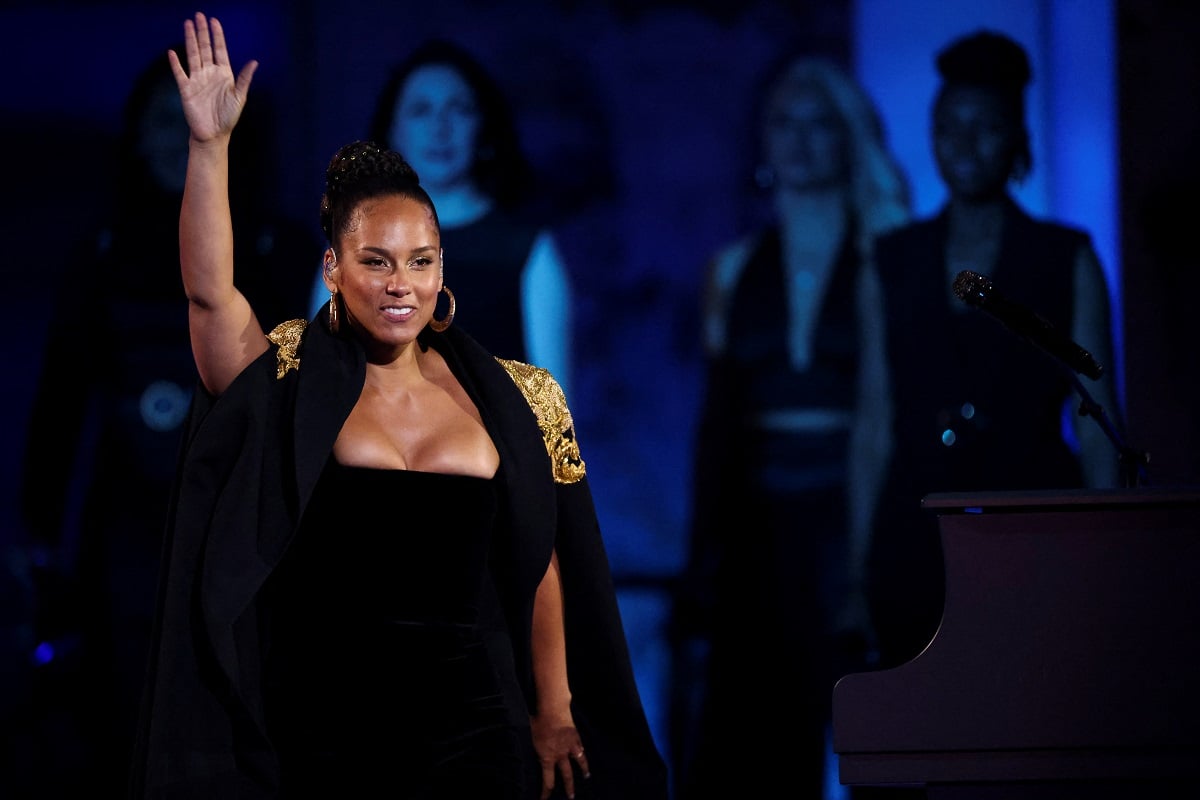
[867,30,1122,674]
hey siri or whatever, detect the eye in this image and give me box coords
[934,118,966,139]
[448,97,480,119]
[409,256,434,270]
[364,256,389,270]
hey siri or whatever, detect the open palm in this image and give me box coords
[167,12,257,143]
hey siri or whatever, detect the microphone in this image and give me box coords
[951,270,1105,380]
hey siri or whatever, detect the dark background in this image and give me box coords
[2,0,1198,790]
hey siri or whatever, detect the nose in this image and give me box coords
[937,128,974,163]
[386,270,412,295]
[434,107,455,136]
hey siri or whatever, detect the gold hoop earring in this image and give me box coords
[328,289,340,333]
[429,286,455,332]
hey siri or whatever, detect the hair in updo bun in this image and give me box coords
[936,29,1031,96]
[318,140,439,243]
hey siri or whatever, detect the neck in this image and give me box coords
[775,184,848,219]
[424,182,494,228]
[943,194,1008,288]
[363,341,427,385]
[946,195,1007,238]
[774,186,849,243]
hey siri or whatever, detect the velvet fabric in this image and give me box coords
[129,312,666,799]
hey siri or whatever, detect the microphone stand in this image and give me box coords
[952,269,1150,487]
[1066,370,1150,488]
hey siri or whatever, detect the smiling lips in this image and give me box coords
[382,306,417,320]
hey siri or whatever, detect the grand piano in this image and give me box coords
[832,488,1200,798]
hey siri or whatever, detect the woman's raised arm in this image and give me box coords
[168,11,268,395]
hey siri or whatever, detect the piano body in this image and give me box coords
[832,488,1200,798]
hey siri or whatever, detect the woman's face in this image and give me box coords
[932,83,1020,201]
[761,79,849,192]
[329,194,443,355]
[388,64,481,191]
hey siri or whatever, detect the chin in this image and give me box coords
[417,163,469,188]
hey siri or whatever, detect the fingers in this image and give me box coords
[209,15,228,67]
[176,12,255,95]
[178,13,208,77]
[166,48,187,86]
[194,11,212,67]
[540,749,589,800]
[235,60,259,98]
[559,754,577,799]
[180,12,225,71]
[180,17,199,76]
[532,721,589,798]
[209,12,259,98]
[559,747,589,799]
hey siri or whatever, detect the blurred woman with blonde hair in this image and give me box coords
[672,53,911,800]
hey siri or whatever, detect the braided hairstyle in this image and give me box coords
[318,140,441,246]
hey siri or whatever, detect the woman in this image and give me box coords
[309,38,573,397]
[867,30,1123,671]
[671,56,910,799]
[130,14,665,799]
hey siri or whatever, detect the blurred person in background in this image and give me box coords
[18,45,315,796]
[867,29,1122,679]
[672,54,911,800]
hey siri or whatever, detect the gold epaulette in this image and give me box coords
[267,318,307,379]
[498,358,586,484]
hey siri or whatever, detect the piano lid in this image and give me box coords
[833,489,1200,787]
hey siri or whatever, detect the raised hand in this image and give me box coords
[167,12,257,144]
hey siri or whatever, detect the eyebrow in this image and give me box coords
[357,244,438,256]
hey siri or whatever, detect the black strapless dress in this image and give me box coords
[262,461,530,799]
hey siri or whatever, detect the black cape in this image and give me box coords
[129,313,667,799]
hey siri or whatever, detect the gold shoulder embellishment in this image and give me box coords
[497,358,586,484]
[267,319,307,379]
